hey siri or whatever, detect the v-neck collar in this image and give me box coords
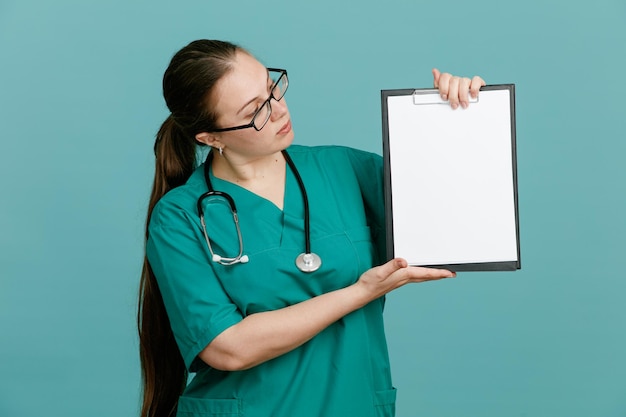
[207,157,304,220]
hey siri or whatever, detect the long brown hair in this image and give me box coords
[137,39,242,417]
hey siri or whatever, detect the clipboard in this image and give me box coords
[381,85,520,272]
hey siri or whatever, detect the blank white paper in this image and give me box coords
[386,88,519,266]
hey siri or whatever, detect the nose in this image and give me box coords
[269,96,288,121]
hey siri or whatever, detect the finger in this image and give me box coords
[387,265,455,290]
[469,75,486,99]
[437,72,452,101]
[432,68,441,88]
[459,77,472,109]
[447,76,460,109]
[409,266,456,280]
[413,275,456,284]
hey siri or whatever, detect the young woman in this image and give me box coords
[138,39,485,417]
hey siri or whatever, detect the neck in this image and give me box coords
[212,150,285,185]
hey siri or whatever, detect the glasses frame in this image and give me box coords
[208,68,288,133]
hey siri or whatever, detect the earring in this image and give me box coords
[219,146,223,156]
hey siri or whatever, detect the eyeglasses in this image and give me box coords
[208,68,288,132]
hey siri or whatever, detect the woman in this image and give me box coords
[138,39,485,417]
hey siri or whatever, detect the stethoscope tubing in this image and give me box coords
[197,189,246,265]
[282,150,312,254]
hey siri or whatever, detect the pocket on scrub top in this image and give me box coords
[345,226,375,272]
[176,396,242,417]
[374,388,397,417]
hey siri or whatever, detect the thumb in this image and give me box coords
[432,68,441,88]
[379,258,408,277]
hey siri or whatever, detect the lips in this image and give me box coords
[278,120,292,134]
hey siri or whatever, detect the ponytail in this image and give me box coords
[138,116,197,417]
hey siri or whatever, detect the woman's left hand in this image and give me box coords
[432,68,486,110]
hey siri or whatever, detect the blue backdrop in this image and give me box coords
[1,1,624,416]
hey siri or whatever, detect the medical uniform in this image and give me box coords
[147,145,396,417]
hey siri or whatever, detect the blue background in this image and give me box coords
[1,1,624,416]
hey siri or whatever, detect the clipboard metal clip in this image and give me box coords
[412,89,479,106]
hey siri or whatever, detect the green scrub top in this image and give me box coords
[147,145,396,417]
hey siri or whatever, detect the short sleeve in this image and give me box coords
[147,196,243,371]
[346,148,386,265]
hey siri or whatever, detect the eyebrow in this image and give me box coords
[235,68,271,116]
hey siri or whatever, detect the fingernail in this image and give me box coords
[441,94,448,100]
[461,102,468,109]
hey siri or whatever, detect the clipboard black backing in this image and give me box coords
[381,85,520,272]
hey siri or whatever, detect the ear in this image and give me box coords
[195,132,222,148]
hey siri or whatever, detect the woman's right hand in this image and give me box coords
[354,258,456,301]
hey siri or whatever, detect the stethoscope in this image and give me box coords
[196,149,322,273]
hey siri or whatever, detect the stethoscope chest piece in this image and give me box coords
[296,252,322,273]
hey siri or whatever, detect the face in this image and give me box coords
[199,51,294,159]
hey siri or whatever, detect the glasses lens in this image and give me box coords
[253,100,271,131]
[272,73,288,101]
